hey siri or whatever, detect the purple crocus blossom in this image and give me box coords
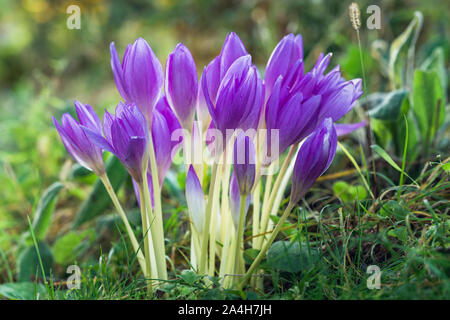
[185,165,206,233]
[264,37,363,163]
[197,32,248,131]
[132,95,183,207]
[202,55,264,142]
[229,173,251,230]
[110,38,163,121]
[83,102,149,182]
[290,118,337,205]
[233,134,256,195]
[264,33,303,99]
[165,43,198,130]
[265,76,321,157]
[52,101,105,175]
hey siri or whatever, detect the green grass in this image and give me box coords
[2,157,446,300]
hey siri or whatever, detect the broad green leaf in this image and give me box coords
[388,11,423,88]
[52,229,95,265]
[369,89,408,121]
[32,182,64,240]
[340,44,375,79]
[267,241,319,273]
[72,156,127,228]
[17,242,53,282]
[412,70,445,146]
[420,47,447,102]
[179,269,200,285]
[390,111,418,162]
[0,282,47,300]
[371,118,392,148]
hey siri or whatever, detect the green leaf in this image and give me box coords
[72,156,128,228]
[388,226,408,243]
[32,182,64,240]
[420,47,447,102]
[17,242,54,282]
[267,241,319,273]
[52,229,95,265]
[371,144,401,171]
[179,269,200,285]
[442,163,450,173]
[369,89,408,121]
[0,282,47,300]
[388,11,423,88]
[412,70,445,147]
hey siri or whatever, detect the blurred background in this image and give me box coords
[0,0,448,286]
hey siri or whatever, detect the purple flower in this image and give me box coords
[151,95,183,185]
[264,47,363,162]
[197,32,248,131]
[83,102,149,182]
[233,134,256,195]
[265,34,303,99]
[229,173,251,230]
[290,118,337,204]
[165,43,198,130]
[52,101,105,174]
[110,38,163,121]
[202,55,264,141]
[293,53,363,125]
[132,95,183,207]
[185,165,206,233]
[265,76,321,158]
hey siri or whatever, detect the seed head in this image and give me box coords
[349,2,361,30]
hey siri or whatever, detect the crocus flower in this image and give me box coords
[202,55,264,142]
[264,33,303,99]
[229,173,251,230]
[264,45,363,163]
[185,165,206,234]
[292,53,363,126]
[233,134,256,195]
[110,38,163,121]
[83,102,149,182]
[197,32,248,132]
[132,95,183,207]
[290,118,337,205]
[52,101,105,175]
[265,76,321,158]
[165,43,198,130]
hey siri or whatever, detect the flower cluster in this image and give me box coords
[53,32,364,290]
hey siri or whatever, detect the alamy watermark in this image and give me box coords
[366,265,381,290]
[66,4,81,30]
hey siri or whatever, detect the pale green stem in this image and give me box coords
[257,144,297,248]
[137,181,155,294]
[232,193,248,287]
[208,173,222,277]
[99,174,147,275]
[251,180,261,248]
[147,131,168,280]
[198,161,219,274]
